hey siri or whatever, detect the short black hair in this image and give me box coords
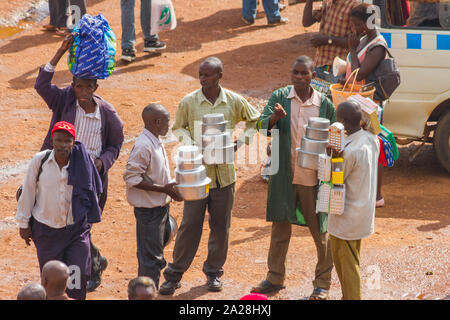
[72,76,97,86]
[350,3,374,23]
[292,55,315,72]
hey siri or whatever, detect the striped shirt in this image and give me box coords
[74,101,102,161]
[43,62,103,161]
[315,0,358,67]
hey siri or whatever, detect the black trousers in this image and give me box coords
[134,205,170,289]
[48,0,87,28]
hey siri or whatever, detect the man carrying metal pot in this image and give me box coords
[159,57,260,294]
[123,103,183,289]
[253,56,337,300]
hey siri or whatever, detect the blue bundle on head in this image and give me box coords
[68,13,116,80]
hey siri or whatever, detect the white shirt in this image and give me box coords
[327,129,380,240]
[16,150,74,229]
[123,128,172,208]
[289,87,321,186]
[44,62,103,162]
[74,102,103,161]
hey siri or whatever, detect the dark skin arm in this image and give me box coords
[49,33,74,67]
[303,0,319,27]
[349,32,386,81]
[268,103,287,131]
[19,227,32,246]
[135,180,183,202]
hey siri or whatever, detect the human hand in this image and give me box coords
[94,158,103,173]
[312,9,323,22]
[327,144,343,158]
[273,103,287,120]
[310,34,328,47]
[19,227,32,246]
[348,31,360,50]
[59,33,74,52]
[164,182,184,202]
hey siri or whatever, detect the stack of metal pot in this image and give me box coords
[296,117,330,170]
[174,145,211,201]
[201,113,235,164]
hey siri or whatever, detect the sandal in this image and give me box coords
[251,280,285,294]
[42,24,57,31]
[309,287,329,300]
[55,27,68,36]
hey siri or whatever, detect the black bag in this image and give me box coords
[367,47,401,102]
[16,150,52,202]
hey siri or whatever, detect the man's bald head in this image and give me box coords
[41,260,70,294]
[17,283,46,300]
[337,100,362,128]
[142,103,169,124]
[128,276,157,300]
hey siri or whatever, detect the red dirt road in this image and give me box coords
[0,0,448,300]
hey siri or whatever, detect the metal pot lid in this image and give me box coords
[296,148,323,156]
[307,117,330,129]
[174,154,203,164]
[202,143,235,151]
[176,145,201,160]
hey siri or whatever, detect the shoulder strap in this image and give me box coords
[36,150,52,183]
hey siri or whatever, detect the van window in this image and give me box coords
[385,0,450,29]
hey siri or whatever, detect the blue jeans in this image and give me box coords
[121,0,158,50]
[242,0,281,23]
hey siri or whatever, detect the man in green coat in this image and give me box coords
[252,56,336,300]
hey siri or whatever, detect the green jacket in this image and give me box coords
[256,86,336,226]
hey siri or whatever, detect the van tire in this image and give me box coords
[434,109,450,173]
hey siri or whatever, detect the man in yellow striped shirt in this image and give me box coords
[160,57,260,294]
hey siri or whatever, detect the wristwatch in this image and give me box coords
[328,36,333,45]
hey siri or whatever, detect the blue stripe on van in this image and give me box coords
[436,34,450,50]
[406,33,421,49]
[380,32,391,48]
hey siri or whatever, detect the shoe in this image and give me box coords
[251,280,285,294]
[143,40,166,52]
[309,287,329,300]
[376,198,385,208]
[159,280,181,295]
[121,48,136,62]
[267,17,289,26]
[42,24,57,31]
[86,256,108,292]
[241,16,255,25]
[206,276,223,292]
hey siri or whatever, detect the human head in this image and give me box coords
[199,57,223,91]
[41,260,70,297]
[72,77,98,104]
[337,100,362,133]
[142,103,170,136]
[51,121,76,159]
[350,3,375,37]
[291,55,316,92]
[17,283,47,300]
[128,277,157,300]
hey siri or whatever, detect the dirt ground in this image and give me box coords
[0,0,448,300]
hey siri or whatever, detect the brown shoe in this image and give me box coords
[251,280,285,294]
[42,24,57,31]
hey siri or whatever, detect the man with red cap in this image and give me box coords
[16,121,103,300]
[35,34,124,292]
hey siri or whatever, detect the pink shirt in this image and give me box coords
[289,87,321,186]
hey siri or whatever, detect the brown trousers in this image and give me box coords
[266,185,333,289]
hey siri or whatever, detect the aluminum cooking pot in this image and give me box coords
[163,215,178,247]
[300,136,328,154]
[202,122,227,135]
[175,166,207,185]
[305,125,329,141]
[202,144,235,164]
[297,148,320,170]
[202,131,231,148]
[202,113,227,125]
[307,117,330,129]
[175,177,212,201]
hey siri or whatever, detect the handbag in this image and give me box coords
[379,135,394,167]
[378,136,388,167]
[367,46,401,102]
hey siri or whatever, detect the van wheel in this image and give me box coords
[434,110,450,173]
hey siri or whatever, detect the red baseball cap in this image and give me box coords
[51,121,76,140]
